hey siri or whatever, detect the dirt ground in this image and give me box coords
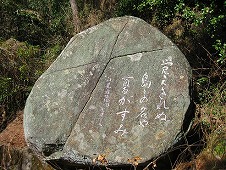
[0,111,55,170]
[0,111,26,149]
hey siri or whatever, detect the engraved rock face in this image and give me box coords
[24,16,192,167]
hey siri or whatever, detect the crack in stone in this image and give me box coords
[111,45,176,59]
[60,20,130,152]
[45,37,107,76]
[76,20,130,121]
[48,21,130,155]
[45,46,175,77]
[79,20,129,114]
[44,61,100,76]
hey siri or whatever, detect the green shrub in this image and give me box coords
[116,0,226,66]
[0,0,72,46]
[213,40,226,64]
[0,38,63,130]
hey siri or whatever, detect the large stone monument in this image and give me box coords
[24,16,193,168]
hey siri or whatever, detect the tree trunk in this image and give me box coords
[70,0,80,34]
[100,0,106,11]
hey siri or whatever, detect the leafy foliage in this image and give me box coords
[0,0,72,129]
[0,39,41,128]
[116,0,226,69]
[0,38,63,130]
[0,0,72,46]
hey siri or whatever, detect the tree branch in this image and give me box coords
[70,0,80,34]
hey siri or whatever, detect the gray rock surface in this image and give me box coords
[24,16,192,167]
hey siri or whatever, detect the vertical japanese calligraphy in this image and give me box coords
[114,76,134,136]
[136,72,152,127]
[97,56,174,137]
[155,56,173,121]
[99,77,111,127]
